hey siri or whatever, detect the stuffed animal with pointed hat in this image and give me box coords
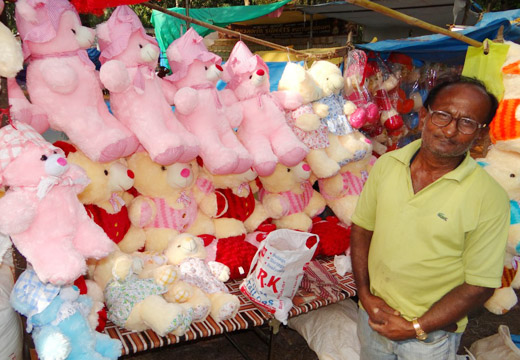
[222,41,309,177]
[166,28,252,175]
[97,6,199,166]
[15,0,139,162]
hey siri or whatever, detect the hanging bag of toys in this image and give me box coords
[240,229,319,324]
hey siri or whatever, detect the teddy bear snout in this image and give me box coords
[292,162,311,182]
[75,25,95,49]
[251,70,266,86]
[206,64,223,82]
[180,168,190,178]
[45,153,69,176]
[140,43,160,63]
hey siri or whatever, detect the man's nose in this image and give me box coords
[443,119,458,137]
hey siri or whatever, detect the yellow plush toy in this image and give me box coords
[478,146,520,314]
[258,161,326,231]
[127,152,216,252]
[278,62,340,178]
[318,140,377,226]
[162,233,240,323]
[307,60,374,166]
[54,142,147,253]
[92,250,193,336]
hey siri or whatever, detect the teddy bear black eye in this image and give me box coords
[205,66,208,70]
[104,170,108,176]
[249,75,252,79]
[161,166,166,171]
[71,29,76,34]
[53,150,57,154]
[40,155,48,161]
[511,174,516,178]
[287,168,291,172]
[139,44,143,49]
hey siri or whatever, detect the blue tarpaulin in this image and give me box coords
[357,10,520,65]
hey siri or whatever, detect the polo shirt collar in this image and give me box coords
[388,139,476,182]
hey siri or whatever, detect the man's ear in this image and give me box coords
[418,106,428,129]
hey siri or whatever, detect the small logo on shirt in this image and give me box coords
[437,213,448,221]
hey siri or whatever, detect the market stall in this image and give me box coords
[1,0,520,359]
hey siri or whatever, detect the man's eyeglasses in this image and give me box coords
[428,107,486,135]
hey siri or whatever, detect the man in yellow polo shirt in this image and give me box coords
[351,77,509,360]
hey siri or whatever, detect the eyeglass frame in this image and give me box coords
[427,106,487,135]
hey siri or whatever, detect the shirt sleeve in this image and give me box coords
[351,156,384,231]
[463,192,510,288]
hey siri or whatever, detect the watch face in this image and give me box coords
[417,332,428,341]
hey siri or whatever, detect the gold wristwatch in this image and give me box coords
[412,318,428,341]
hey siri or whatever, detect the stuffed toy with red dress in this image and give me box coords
[15,0,139,162]
[97,6,199,165]
[54,141,147,254]
[0,122,115,285]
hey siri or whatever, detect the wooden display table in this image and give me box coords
[103,257,356,357]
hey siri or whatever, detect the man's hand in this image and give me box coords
[360,292,400,325]
[368,311,415,341]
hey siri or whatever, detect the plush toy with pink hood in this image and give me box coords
[15,0,138,162]
[222,41,308,176]
[0,122,115,285]
[97,6,199,165]
[166,28,252,175]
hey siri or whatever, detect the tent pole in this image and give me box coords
[309,13,313,49]
[345,0,483,48]
[143,1,343,59]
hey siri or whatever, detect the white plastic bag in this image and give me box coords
[240,229,319,324]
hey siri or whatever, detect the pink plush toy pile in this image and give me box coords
[166,28,252,175]
[0,122,115,285]
[223,41,308,176]
[97,6,199,165]
[15,0,138,162]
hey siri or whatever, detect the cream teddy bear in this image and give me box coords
[258,162,326,231]
[0,0,23,78]
[162,233,240,323]
[92,250,193,336]
[307,60,374,167]
[318,139,377,226]
[478,146,520,314]
[54,141,146,253]
[127,152,217,252]
[278,62,341,179]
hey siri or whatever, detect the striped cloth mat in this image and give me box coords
[103,257,356,356]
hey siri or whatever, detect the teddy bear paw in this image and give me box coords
[173,289,190,302]
[215,301,239,322]
[155,266,178,286]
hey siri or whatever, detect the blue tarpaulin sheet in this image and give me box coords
[357,10,520,65]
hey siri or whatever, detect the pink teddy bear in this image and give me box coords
[0,122,115,285]
[223,41,308,177]
[97,6,199,166]
[15,0,138,162]
[166,28,252,175]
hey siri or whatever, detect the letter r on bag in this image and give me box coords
[257,268,268,287]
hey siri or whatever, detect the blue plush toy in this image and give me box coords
[10,269,122,360]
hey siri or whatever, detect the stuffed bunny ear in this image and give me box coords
[15,0,41,23]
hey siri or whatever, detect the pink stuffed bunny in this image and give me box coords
[166,28,252,175]
[223,41,308,177]
[0,122,115,285]
[15,0,138,162]
[97,6,199,165]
